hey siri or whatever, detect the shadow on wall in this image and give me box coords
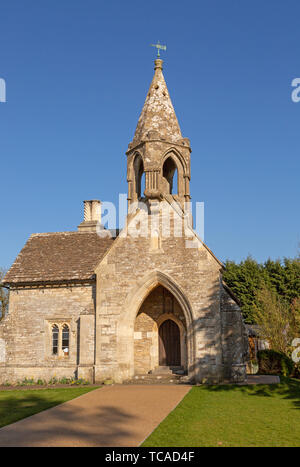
[185,279,248,384]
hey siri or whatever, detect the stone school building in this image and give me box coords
[0,58,248,385]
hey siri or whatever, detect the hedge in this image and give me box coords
[257,349,294,376]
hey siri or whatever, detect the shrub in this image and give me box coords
[257,349,294,376]
[36,379,46,385]
[70,378,90,385]
[48,377,58,385]
[59,377,72,385]
[20,377,35,386]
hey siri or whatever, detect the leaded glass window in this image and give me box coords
[62,324,69,356]
[52,325,59,355]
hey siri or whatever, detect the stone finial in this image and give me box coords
[154,58,163,70]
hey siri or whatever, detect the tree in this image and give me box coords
[223,256,269,323]
[223,254,300,324]
[252,285,300,356]
[0,268,8,321]
[264,257,300,304]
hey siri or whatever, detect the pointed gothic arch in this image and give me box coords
[161,149,189,199]
[163,156,178,194]
[133,153,144,199]
[161,147,188,175]
[117,270,195,382]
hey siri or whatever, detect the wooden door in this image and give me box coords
[159,319,181,366]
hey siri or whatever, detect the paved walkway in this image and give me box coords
[244,375,280,385]
[0,385,191,447]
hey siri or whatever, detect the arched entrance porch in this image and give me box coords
[134,286,187,375]
[117,271,194,382]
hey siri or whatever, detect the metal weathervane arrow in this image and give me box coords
[150,40,167,58]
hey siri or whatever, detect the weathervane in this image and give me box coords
[150,40,167,58]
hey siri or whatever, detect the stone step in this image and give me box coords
[150,366,185,376]
[123,372,191,385]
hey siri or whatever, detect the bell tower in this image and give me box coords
[126,58,192,214]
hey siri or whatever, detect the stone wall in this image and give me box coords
[220,287,248,382]
[0,207,247,385]
[0,283,95,384]
[94,203,231,384]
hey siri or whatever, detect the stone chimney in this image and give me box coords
[78,200,102,232]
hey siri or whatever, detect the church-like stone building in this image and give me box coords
[0,58,248,385]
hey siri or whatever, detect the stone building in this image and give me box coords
[0,58,248,385]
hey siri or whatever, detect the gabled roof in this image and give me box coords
[3,231,114,285]
[132,59,182,145]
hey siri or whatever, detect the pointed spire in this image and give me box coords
[132,59,182,145]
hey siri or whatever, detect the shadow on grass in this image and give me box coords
[200,377,300,409]
[0,388,138,446]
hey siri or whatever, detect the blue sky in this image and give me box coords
[0,0,299,268]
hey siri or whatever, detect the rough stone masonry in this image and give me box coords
[0,58,248,385]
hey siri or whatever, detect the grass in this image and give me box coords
[0,386,99,428]
[142,378,300,447]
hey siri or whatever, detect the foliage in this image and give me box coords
[36,379,46,385]
[265,258,300,304]
[48,376,58,385]
[223,255,300,324]
[19,377,35,386]
[223,257,267,323]
[5,376,92,387]
[257,349,294,376]
[252,285,300,355]
[58,377,72,385]
[72,378,90,385]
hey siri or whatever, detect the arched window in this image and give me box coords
[52,325,59,355]
[62,324,70,357]
[133,154,144,198]
[140,171,145,198]
[163,157,178,194]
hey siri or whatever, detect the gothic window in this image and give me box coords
[52,325,59,355]
[163,157,178,194]
[50,322,70,357]
[62,324,70,357]
[133,154,144,198]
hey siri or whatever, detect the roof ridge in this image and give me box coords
[30,231,102,237]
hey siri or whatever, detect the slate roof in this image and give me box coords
[3,231,114,285]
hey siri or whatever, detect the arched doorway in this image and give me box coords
[133,285,187,374]
[117,270,195,382]
[159,319,181,366]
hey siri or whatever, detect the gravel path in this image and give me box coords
[0,384,191,447]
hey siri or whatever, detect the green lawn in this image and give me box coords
[142,378,300,447]
[0,387,99,428]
